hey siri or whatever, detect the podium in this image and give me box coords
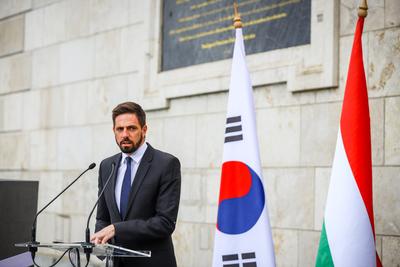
[15,242,151,267]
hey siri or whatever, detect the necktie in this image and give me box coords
[120,157,132,219]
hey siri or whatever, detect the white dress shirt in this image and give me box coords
[115,142,148,212]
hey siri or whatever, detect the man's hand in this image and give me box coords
[90,224,115,244]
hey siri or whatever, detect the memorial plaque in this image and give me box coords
[162,0,311,71]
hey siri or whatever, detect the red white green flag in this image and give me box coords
[315,16,382,267]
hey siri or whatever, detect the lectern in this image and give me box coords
[15,242,151,267]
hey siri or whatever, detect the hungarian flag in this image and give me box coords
[212,27,275,266]
[315,16,382,266]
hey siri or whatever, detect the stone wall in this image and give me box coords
[0,0,398,266]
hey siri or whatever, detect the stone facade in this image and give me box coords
[0,0,399,266]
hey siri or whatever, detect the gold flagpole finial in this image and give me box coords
[358,0,368,17]
[233,1,242,28]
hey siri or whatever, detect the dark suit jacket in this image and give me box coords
[95,143,181,267]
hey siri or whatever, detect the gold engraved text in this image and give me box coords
[201,33,256,49]
[179,13,287,42]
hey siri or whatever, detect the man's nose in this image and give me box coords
[121,128,129,137]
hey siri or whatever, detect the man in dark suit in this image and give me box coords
[91,102,181,267]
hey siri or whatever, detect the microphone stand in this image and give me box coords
[83,162,116,266]
[29,163,96,263]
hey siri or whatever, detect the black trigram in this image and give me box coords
[222,252,257,267]
[224,116,243,143]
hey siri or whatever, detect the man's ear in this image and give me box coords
[142,124,148,134]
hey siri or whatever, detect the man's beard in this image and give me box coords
[117,135,143,154]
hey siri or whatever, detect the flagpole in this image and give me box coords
[358,0,368,17]
[357,2,382,267]
[233,2,242,28]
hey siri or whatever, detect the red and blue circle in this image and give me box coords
[217,161,265,234]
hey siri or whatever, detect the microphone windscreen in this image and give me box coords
[88,163,96,169]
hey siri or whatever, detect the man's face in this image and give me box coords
[113,113,147,154]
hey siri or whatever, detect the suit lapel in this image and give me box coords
[108,153,122,220]
[123,144,154,220]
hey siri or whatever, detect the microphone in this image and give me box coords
[29,163,96,255]
[83,162,116,263]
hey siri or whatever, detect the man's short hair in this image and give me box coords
[112,102,146,127]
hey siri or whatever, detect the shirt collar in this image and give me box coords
[121,142,148,165]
